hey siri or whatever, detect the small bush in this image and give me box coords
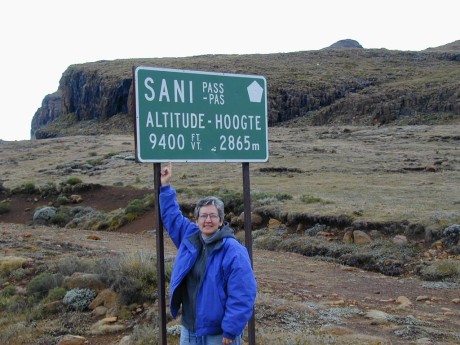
[65,177,82,186]
[63,288,96,311]
[0,201,10,214]
[43,287,67,303]
[66,208,108,230]
[26,272,63,301]
[126,199,147,216]
[300,194,333,205]
[0,256,28,277]
[95,252,170,305]
[12,182,36,194]
[86,158,103,166]
[252,192,293,206]
[0,285,17,298]
[9,267,30,281]
[39,181,59,197]
[0,285,18,311]
[418,260,460,281]
[55,256,96,276]
[254,192,293,202]
[33,206,57,225]
[21,182,36,194]
[55,195,71,205]
[50,208,72,226]
[0,294,24,313]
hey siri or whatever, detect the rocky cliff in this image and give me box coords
[31,41,460,139]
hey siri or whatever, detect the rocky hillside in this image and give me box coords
[31,40,460,139]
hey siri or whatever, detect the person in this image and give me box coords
[159,162,257,345]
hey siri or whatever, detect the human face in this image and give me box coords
[196,204,223,237]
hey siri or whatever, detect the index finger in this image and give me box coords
[162,161,172,175]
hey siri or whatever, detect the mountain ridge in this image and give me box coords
[31,40,460,139]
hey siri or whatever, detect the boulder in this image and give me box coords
[353,230,372,245]
[63,272,106,292]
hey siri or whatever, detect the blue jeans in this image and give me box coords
[179,326,242,345]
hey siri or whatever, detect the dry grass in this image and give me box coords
[1,125,459,229]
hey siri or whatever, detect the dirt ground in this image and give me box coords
[1,185,460,344]
[1,126,460,344]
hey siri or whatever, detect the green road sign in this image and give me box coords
[134,66,268,162]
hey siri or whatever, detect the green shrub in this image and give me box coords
[0,201,10,215]
[108,217,126,231]
[126,198,147,216]
[26,305,45,321]
[122,213,136,223]
[39,181,59,197]
[144,193,155,208]
[252,192,293,206]
[26,272,63,301]
[9,267,30,281]
[12,182,36,194]
[55,256,96,276]
[43,287,67,303]
[95,252,171,305]
[0,293,24,313]
[50,208,72,226]
[65,177,82,185]
[55,195,71,206]
[116,194,155,228]
[86,158,103,166]
[0,256,28,277]
[22,182,36,194]
[253,192,293,202]
[0,285,16,298]
[418,260,460,281]
[300,194,333,205]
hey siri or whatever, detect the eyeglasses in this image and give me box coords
[198,213,220,220]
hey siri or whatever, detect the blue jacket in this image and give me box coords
[159,185,257,339]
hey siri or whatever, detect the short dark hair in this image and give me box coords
[194,196,225,220]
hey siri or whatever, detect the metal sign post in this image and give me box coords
[153,163,167,344]
[134,66,268,345]
[242,162,256,345]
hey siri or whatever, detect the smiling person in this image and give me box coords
[159,162,257,345]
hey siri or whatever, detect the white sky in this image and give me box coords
[0,0,458,141]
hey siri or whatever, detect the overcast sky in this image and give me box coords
[0,0,458,141]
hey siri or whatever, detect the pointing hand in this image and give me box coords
[160,162,172,186]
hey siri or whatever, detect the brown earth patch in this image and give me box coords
[0,185,155,233]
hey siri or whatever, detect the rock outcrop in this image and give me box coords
[327,39,363,49]
[31,91,62,139]
[59,66,132,121]
[31,42,460,139]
